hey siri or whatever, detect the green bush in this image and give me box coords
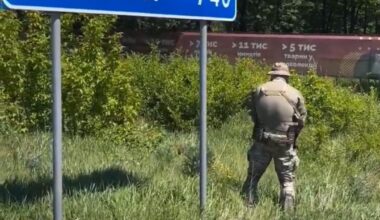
[0,12,141,135]
[291,72,380,132]
[125,53,266,130]
[0,87,28,135]
[61,15,141,135]
[291,72,380,156]
[96,118,165,156]
[0,12,51,130]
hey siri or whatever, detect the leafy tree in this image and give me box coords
[114,0,380,34]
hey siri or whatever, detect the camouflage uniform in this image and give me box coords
[242,63,307,210]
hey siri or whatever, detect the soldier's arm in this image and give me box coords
[296,94,307,129]
[249,89,260,124]
[249,89,262,140]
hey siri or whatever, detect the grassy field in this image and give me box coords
[1,112,380,220]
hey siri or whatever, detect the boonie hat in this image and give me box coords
[268,62,290,76]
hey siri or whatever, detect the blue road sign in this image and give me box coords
[3,0,237,21]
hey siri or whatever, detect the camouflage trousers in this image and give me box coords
[241,140,299,210]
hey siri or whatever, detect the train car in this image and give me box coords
[122,32,380,79]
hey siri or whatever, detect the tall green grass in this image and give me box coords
[1,112,379,220]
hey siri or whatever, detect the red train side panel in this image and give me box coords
[123,32,380,78]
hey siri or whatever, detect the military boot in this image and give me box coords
[241,179,258,207]
[284,195,295,211]
[279,185,295,211]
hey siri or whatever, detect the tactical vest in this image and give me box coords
[256,80,299,134]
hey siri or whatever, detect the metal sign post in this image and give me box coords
[3,0,236,218]
[51,13,63,220]
[199,20,207,212]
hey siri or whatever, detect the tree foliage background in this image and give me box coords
[117,0,380,34]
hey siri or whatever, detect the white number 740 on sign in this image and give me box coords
[198,0,231,8]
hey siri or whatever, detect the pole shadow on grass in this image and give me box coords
[0,166,146,204]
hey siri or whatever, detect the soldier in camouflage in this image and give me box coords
[242,62,307,210]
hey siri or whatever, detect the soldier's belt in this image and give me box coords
[262,132,293,144]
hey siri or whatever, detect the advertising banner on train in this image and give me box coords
[123,32,380,78]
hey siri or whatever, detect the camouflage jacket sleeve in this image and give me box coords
[248,88,261,125]
[248,88,262,140]
[296,93,307,129]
